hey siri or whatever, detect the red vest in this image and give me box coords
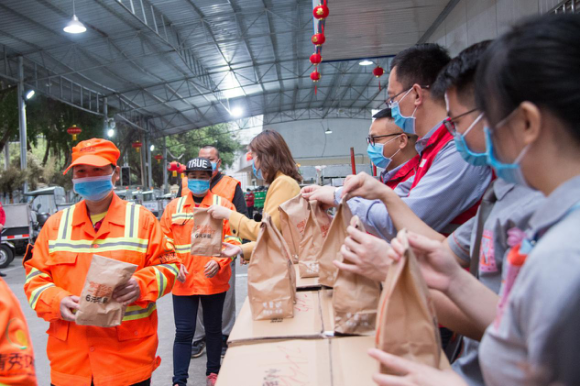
[383,155,421,189]
[410,124,481,233]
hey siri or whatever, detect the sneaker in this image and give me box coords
[191,339,205,358]
[221,340,228,358]
[206,373,218,386]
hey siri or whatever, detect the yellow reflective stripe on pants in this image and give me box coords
[29,283,55,310]
[122,303,157,321]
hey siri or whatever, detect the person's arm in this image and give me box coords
[430,289,487,341]
[23,216,73,322]
[215,208,242,269]
[229,176,300,257]
[232,184,249,218]
[130,210,181,306]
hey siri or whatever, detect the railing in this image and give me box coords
[547,0,579,13]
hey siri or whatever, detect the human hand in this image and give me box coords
[342,172,392,201]
[205,260,219,278]
[177,264,188,283]
[207,205,231,220]
[60,295,80,322]
[301,185,321,199]
[368,348,467,386]
[302,185,337,209]
[334,217,392,282]
[221,242,242,258]
[112,278,141,305]
[387,232,463,295]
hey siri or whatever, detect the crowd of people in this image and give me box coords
[1,11,579,386]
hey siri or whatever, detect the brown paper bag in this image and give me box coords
[278,194,310,264]
[298,200,332,278]
[332,216,381,335]
[375,229,448,373]
[318,201,353,287]
[191,208,223,257]
[76,254,138,327]
[248,213,296,320]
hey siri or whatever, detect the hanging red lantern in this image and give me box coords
[373,66,385,91]
[168,161,179,177]
[310,70,321,95]
[310,53,322,66]
[178,164,187,179]
[312,32,326,46]
[154,154,163,164]
[313,3,329,20]
[132,141,143,153]
[66,125,82,141]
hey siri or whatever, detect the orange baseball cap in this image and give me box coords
[63,138,120,175]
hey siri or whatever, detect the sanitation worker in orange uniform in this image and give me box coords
[24,139,180,386]
[0,278,37,386]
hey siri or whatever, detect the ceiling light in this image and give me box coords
[230,107,243,117]
[107,129,115,138]
[325,128,332,135]
[25,90,35,100]
[150,145,155,152]
[359,60,373,66]
[64,14,86,34]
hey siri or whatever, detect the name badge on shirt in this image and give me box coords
[420,159,427,168]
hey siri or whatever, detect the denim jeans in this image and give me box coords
[172,292,226,385]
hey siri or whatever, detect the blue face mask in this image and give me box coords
[188,179,210,195]
[366,136,401,169]
[390,89,417,134]
[211,162,217,172]
[453,113,487,166]
[252,160,263,180]
[484,126,529,186]
[73,173,114,202]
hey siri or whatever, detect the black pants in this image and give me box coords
[172,292,226,385]
[52,380,150,386]
[247,206,254,219]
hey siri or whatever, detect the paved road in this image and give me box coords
[3,256,248,386]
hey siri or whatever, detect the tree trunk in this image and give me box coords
[42,138,51,165]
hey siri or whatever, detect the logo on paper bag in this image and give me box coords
[304,261,319,274]
[194,224,217,240]
[262,301,284,317]
[85,281,113,304]
[296,218,307,234]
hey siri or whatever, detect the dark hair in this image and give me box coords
[372,108,392,119]
[390,43,451,92]
[249,130,303,184]
[432,40,492,101]
[475,14,580,142]
[200,145,220,159]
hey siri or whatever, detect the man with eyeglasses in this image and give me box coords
[367,108,419,191]
[305,43,491,242]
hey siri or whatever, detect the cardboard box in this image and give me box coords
[216,336,377,386]
[294,264,322,290]
[228,291,325,346]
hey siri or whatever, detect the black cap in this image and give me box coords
[186,157,212,173]
[372,108,392,119]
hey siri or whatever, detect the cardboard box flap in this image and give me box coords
[331,336,376,386]
[228,291,324,345]
[216,339,332,386]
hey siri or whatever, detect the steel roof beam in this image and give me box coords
[261,0,284,90]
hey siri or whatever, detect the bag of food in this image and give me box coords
[76,254,138,327]
[191,208,223,257]
[248,214,296,320]
[375,229,448,373]
[332,216,381,334]
[279,194,310,264]
[298,200,332,278]
[318,201,353,287]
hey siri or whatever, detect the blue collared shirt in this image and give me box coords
[335,122,492,241]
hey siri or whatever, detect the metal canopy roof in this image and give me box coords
[0,0,449,138]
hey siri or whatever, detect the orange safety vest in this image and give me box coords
[24,193,180,386]
[181,174,240,203]
[161,191,241,296]
[0,278,36,386]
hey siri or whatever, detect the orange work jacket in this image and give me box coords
[24,193,180,386]
[0,278,36,386]
[160,191,241,296]
[181,174,240,203]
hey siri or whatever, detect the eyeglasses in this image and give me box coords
[444,108,478,135]
[366,133,402,147]
[386,85,430,108]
